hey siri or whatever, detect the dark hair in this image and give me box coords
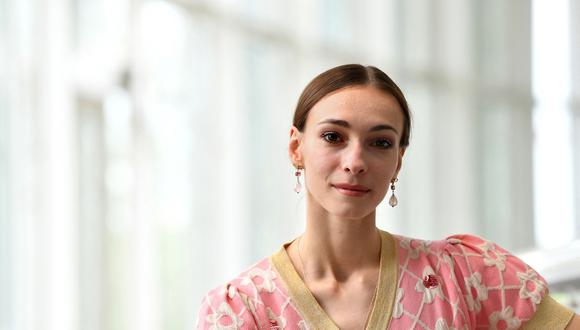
[292,64,411,147]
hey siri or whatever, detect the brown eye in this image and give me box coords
[372,139,393,149]
[322,132,342,143]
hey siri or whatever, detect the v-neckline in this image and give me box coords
[270,230,399,329]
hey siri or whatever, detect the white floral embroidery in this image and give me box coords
[393,288,405,318]
[239,292,261,329]
[200,235,546,330]
[442,253,454,267]
[414,266,443,304]
[266,307,287,329]
[227,285,237,299]
[399,238,413,251]
[480,241,507,271]
[517,269,545,304]
[206,302,244,330]
[241,268,277,293]
[400,238,431,259]
[464,272,488,312]
[298,320,309,330]
[450,300,460,320]
[446,237,462,245]
[435,318,460,330]
[488,306,521,330]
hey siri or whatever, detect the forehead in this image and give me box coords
[306,86,404,131]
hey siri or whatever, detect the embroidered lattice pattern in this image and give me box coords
[197,258,309,330]
[389,235,547,330]
[196,235,547,330]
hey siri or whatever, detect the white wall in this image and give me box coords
[0,0,578,329]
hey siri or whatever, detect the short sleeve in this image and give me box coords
[444,234,549,328]
[196,283,258,330]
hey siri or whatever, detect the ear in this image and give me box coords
[392,147,406,180]
[289,126,303,167]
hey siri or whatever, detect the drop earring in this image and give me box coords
[389,178,398,207]
[294,166,303,193]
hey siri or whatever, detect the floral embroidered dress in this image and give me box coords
[196,231,574,329]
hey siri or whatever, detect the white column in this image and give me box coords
[38,0,78,328]
[216,21,251,278]
[532,0,574,248]
[570,0,580,239]
[477,0,535,249]
[131,2,161,329]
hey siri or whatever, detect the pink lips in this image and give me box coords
[333,183,371,197]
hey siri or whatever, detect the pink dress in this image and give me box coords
[196,231,574,329]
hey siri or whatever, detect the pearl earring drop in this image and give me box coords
[294,166,303,193]
[389,178,398,207]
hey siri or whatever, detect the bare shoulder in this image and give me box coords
[567,314,580,330]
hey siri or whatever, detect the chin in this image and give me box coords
[308,189,381,220]
[327,204,375,220]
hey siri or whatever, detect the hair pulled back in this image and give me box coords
[292,64,411,147]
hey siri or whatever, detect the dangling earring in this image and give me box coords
[294,166,303,193]
[389,178,398,207]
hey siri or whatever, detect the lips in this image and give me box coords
[332,183,371,197]
[333,183,370,191]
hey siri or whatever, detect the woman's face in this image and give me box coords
[289,86,406,220]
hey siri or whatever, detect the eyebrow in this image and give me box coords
[317,119,399,133]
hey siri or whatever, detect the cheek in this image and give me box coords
[303,146,338,183]
[309,150,337,176]
[370,157,399,184]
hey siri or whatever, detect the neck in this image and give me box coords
[299,207,381,282]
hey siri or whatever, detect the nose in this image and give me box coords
[342,142,368,174]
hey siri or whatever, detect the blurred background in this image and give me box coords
[1,0,580,329]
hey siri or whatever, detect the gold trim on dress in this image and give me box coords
[522,295,575,329]
[368,230,398,329]
[269,230,398,329]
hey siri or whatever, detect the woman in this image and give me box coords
[197,64,580,329]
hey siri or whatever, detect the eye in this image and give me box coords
[371,139,393,149]
[321,132,342,144]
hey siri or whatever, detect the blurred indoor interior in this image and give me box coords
[1,0,579,329]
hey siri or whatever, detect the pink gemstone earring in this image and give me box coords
[294,166,303,193]
[389,178,398,207]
